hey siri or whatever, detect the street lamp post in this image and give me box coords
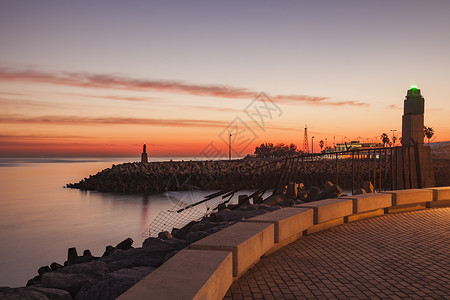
[229,133,232,160]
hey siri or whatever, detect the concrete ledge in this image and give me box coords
[265,231,304,256]
[424,186,450,201]
[305,218,344,235]
[341,193,392,213]
[117,249,232,300]
[345,209,385,223]
[190,222,274,277]
[383,189,433,206]
[294,198,353,224]
[385,203,427,214]
[246,207,314,242]
[426,200,450,208]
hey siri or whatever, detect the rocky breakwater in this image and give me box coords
[66,159,272,194]
[2,181,346,299]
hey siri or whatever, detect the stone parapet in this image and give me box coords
[294,198,353,224]
[117,249,232,300]
[341,193,392,213]
[383,189,433,206]
[246,207,313,243]
[190,222,274,277]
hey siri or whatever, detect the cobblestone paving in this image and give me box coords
[224,208,450,300]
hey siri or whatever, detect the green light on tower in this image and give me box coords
[411,84,418,90]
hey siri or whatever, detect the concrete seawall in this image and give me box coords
[118,186,450,300]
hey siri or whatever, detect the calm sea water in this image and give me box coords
[0,157,232,287]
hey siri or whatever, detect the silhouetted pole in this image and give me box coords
[311,136,315,153]
[229,133,232,160]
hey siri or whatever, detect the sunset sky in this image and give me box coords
[1,1,449,157]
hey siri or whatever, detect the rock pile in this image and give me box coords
[66,158,368,194]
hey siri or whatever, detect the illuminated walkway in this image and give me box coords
[224,208,450,299]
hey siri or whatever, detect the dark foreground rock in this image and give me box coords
[0,286,71,300]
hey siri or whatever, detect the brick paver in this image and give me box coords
[224,208,450,299]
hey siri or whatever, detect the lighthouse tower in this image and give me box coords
[141,144,148,163]
[402,85,424,147]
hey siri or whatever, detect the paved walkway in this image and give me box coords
[224,208,450,300]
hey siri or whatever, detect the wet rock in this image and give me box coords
[0,287,48,300]
[102,246,115,257]
[286,182,298,197]
[74,266,154,300]
[26,275,41,287]
[142,237,187,252]
[261,205,281,212]
[171,228,188,240]
[28,287,72,300]
[318,184,343,200]
[38,266,52,276]
[186,231,209,243]
[363,181,375,193]
[280,197,295,207]
[65,247,79,266]
[217,203,227,212]
[189,221,227,232]
[262,195,284,206]
[217,209,265,222]
[50,262,63,271]
[252,193,263,204]
[157,231,172,240]
[115,238,133,251]
[42,260,108,296]
[322,181,333,190]
[238,194,250,206]
[306,186,321,202]
[354,188,367,195]
[297,190,308,200]
[103,248,167,271]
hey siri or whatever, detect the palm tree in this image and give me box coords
[380,133,390,147]
[319,140,324,152]
[423,126,435,145]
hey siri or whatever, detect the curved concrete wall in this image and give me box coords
[118,186,450,300]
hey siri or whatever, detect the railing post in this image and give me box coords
[335,152,339,185]
[352,151,355,194]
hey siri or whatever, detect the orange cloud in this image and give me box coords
[274,95,369,107]
[0,68,369,107]
[0,114,231,128]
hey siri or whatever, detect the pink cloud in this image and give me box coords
[0,67,370,107]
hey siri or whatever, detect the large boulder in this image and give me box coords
[317,184,343,200]
[74,266,154,300]
[354,188,367,195]
[262,195,284,206]
[28,287,72,300]
[115,238,133,251]
[217,209,266,222]
[142,237,187,252]
[306,186,321,202]
[41,260,108,296]
[0,287,49,300]
[362,181,376,193]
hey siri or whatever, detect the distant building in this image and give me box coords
[335,141,383,152]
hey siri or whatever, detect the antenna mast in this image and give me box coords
[303,125,309,153]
